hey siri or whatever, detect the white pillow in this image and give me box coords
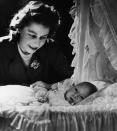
[0,85,36,106]
[91,80,111,90]
[103,83,117,97]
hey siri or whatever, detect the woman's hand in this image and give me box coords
[50,78,73,91]
[30,81,50,92]
[35,87,48,103]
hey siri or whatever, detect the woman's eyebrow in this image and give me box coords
[28,29,37,35]
[28,29,49,37]
[41,34,48,37]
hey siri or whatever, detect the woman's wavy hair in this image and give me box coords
[8,1,61,41]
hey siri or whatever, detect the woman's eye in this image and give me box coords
[28,34,36,39]
[40,36,47,41]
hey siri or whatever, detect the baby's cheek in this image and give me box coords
[74,97,83,105]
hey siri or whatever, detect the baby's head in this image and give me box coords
[64,82,97,105]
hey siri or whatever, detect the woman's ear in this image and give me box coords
[46,38,49,43]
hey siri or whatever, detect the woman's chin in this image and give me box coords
[28,49,38,55]
[25,50,35,55]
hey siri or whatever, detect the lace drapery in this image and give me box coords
[69,0,117,84]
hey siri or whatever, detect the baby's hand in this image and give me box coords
[50,78,73,92]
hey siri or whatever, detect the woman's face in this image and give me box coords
[18,22,50,55]
[65,85,90,105]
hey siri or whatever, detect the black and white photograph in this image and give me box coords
[0,0,117,131]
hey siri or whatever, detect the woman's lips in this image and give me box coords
[20,45,38,55]
[28,45,38,51]
[20,47,30,55]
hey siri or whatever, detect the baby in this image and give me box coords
[64,82,97,105]
[31,80,98,106]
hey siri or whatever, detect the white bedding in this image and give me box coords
[1,82,117,131]
[0,85,36,106]
[0,81,117,109]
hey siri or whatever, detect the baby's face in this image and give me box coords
[65,85,90,105]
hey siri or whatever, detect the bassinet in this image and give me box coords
[0,82,117,131]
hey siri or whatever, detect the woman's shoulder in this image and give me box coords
[45,41,61,53]
[34,41,63,62]
[0,38,17,57]
[36,41,60,56]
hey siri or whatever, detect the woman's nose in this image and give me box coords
[34,39,41,48]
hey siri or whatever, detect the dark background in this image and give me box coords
[0,0,74,64]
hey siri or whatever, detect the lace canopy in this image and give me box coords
[69,0,117,84]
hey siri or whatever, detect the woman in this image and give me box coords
[0,1,73,87]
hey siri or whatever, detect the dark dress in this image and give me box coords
[0,39,73,85]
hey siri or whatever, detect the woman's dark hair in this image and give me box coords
[9,1,61,41]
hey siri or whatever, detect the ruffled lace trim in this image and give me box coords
[1,104,50,130]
